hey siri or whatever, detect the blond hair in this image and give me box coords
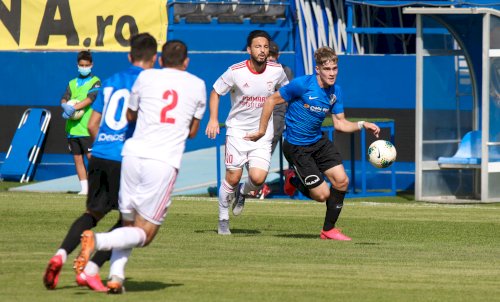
[314,47,338,66]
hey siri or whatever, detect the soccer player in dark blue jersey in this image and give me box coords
[247,46,380,240]
[43,33,158,291]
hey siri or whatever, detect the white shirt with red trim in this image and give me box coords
[123,68,206,169]
[213,60,289,141]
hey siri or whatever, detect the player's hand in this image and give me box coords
[365,122,380,138]
[62,112,71,119]
[61,103,76,116]
[205,119,220,139]
[244,131,265,142]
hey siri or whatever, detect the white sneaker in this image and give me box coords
[77,190,87,195]
[218,220,231,235]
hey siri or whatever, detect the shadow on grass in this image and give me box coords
[70,279,182,294]
[125,280,183,292]
[275,234,318,239]
[195,229,261,235]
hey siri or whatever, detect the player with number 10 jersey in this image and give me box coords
[91,66,142,162]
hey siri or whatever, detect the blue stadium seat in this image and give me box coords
[0,108,51,182]
[436,130,500,168]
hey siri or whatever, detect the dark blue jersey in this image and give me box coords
[279,74,344,145]
[91,66,142,162]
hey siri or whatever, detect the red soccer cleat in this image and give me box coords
[259,183,271,199]
[283,169,297,196]
[43,254,63,290]
[320,228,352,241]
[76,272,107,292]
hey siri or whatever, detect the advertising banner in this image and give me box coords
[0,0,167,51]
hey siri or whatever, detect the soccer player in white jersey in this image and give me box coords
[74,40,206,294]
[205,30,289,235]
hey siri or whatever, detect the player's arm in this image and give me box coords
[188,118,201,139]
[127,109,138,123]
[205,89,221,139]
[61,86,71,104]
[245,91,285,141]
[332,113,380,137]
[73,81,101,110]
[87,110,102,142]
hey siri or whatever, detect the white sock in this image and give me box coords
[79,180,88,194]
[95,227,146,251]
[56,249,67,263]
[219,180,236,221]
[83,261,99,276]
[108,248,132,280]
[242,179,260,195]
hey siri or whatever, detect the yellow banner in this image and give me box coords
[0,0,167,51]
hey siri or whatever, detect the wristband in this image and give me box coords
[357,121,365,130]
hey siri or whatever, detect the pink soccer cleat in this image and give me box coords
[320,228,352,241]
[43,254,63,289]
[75,272,87,287]
[76,272,107,292]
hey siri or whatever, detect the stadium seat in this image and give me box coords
[438,131,481,168]
[171,0,211,23]
[250,0,287,23]
[233,0,264,17]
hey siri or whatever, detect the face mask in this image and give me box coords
[78,66,91,76]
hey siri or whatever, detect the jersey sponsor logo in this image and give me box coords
[97,133,125,142]
[241,95,266,108]
[303,103,329,113]
[304,175,321,186]
[308,96,319,100]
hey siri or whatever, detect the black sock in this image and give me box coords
[90,218,122,267]
[291,177,311,199]
[323,187,346,231]
[60,213,97,254]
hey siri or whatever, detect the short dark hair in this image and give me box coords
[77,50,92,63]
[269,41,279,56]
[130,33,158,63]
[247,30,271,47]
[161,40,187,67]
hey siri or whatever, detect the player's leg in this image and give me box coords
[233,147,272,214]
[43,156,103,290]
[79,137,93,195]
[67,138,88,195]
[78,157,122,284]
[317,139,351,241]
[43,210,97,289]
[282,139,328,200]
[218,137,245,233]
[106,157,173,293]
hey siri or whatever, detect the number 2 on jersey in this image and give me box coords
[161,90,178,124]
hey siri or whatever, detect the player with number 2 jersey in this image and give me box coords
[44,33,158,292]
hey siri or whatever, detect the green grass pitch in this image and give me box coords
[0,189,499,301]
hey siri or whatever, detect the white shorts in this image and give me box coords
[224,135,271,171]
[119,155,177,225]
